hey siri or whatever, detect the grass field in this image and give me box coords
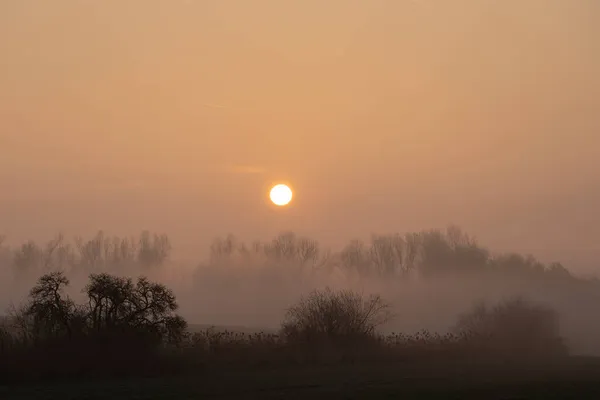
[3,357,600,399]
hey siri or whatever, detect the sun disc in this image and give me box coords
[269,184,293,206]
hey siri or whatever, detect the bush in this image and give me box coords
[281,288,392,346]
[454,297,567,359]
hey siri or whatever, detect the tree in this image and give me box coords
[281,288,392,344]
[209,234,237,262]
[264,232,297,260]
[20,271,186,345]
[340,233,419,278]
[296,237,320,265]
[547,262,572,280]
[75,231,109,269]
[14,241,43,272]
[418,230,454,276]
[260,232,322,267]
[108,235,138,266]
[369,234,411,276]
[84,273,186,343]
[138,231,171,268]
[340,239,369,275]
[490,253,546,278]
[25,271,77,339]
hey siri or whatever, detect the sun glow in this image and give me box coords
[269,184,293,206]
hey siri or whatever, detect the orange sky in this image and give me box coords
[1,1,599,271]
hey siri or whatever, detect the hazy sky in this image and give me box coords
[1,1,599,271]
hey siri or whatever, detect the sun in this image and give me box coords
[269,184,293,206]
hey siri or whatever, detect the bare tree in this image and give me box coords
[296,237,320,265]
[403,232,421,275]
[209,234,237,262]
[14,241,43,273]
[138,231,171,268]
[281,288,392,343]
[369,234,406,276]
[84,273,186,343]
[265,232,297,260]
[19,271,186,345]
[25,271,77,339]
[76,231,108,269]
[108,236,137,266]
[6,302,34,344]
[340,239,369,275]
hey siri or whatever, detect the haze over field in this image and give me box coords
[5,8,600,396]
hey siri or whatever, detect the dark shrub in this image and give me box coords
[455,297,567,359]
[281,288,392,346]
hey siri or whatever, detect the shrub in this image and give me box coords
[454,297,567,359]
[281,288,392,346]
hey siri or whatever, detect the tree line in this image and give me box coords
[0,227,577,283]
[0,231,171,275]
[207,226,574,282]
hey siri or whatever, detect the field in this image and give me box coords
[3,231,600,398]
[3,357,600,399]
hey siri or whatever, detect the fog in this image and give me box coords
[1,1,599,358]
[2,230,600,356]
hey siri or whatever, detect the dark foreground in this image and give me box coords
[3,357,600,399]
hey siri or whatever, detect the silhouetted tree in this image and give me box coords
[84,273,186,343]
[17,271,186,345]
[281,288,392,344]
[24,271,77,340]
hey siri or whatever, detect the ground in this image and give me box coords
[3,357,600,399]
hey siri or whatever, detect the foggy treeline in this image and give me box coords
[1,226,599,355]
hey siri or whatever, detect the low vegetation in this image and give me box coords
[0,271,186,381]
[0,227,592,389]
[454,297,567,359]
[0,271,568,383]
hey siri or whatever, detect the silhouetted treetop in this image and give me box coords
[20,271,186,345]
